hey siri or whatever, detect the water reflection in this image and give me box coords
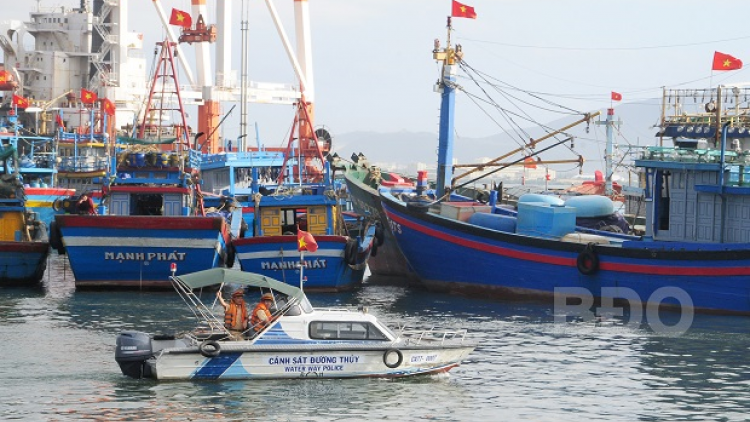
[0,253,748,421]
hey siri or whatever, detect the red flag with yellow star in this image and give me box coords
[712,51,742,71]
[169,8,192,28]
[102,98,116,116]
[297,228,318,253]
[451,1,477,19]
[12,94,29,108]
[81,88,97,104]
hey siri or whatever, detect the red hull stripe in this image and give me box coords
[57,215,225,230]
[109,186,190,194]
[0,242,49,252]
[233,235,346,246]
[392,210,750,276]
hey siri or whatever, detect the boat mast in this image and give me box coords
[240,0,249,152]
[433,17,462,199]
[605,108,615,196]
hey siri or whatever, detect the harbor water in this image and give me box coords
[1,253,749,421]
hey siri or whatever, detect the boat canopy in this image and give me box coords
[174,268,306,302]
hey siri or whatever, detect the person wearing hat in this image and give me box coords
[250,292,275,334]
[216,288,249,340]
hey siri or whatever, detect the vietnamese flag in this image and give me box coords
[611,91,622,101]
[451,1,477,19]
[169,8,192,28]
[81,88,97,104]
[102,98,116,116]
[712,51,742,71]
[297,228,318,253]
[55,113,65,130]
[12,94,29,108]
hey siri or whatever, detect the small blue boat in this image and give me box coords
[229,98,379,292]
[0,140,49,286]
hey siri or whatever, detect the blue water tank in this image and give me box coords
[468,212,517,232]
[565,196,615,218]
[518,193,564,206]
[516,202,576,238]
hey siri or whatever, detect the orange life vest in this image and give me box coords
[224,301,248,331]
[250,302,272,331]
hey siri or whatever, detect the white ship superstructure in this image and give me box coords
[0,0,145,133]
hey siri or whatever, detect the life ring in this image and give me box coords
[374,225,385,247]
[199,340,221,358]
[383,349,403,368]
[225,244,236,268]
[576,244,599,275]
[371,242,379,257]
[344,239,358,265]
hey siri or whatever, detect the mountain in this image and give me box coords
[332,98,662,179]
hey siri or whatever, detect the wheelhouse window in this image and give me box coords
[309,321,388,340]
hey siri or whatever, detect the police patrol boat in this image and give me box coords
[115,267,476,380]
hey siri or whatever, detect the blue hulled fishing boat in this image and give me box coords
[0,139,49,286]
[379,18,750,315]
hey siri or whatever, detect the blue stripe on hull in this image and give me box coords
[383,201,750,314]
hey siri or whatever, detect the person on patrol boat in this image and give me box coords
[216,288,248,340]
[250,292,275,334]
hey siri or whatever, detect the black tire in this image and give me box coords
[225,243,236,268]
[374,225,385,247]
[52,199,62,212]
[576,245,599,275]
[199,340,221,358]
[49,221,65,254]
[383,349,403,368]
[344,239,358,265]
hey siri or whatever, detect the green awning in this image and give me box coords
[174,268,305,302]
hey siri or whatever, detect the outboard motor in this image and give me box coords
[115,331,153,379]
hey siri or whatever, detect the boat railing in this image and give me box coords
[399,328,470,346]
[58,155,109,172]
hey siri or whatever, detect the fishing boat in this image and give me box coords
[115,268,476,380]
[0,139,49,286]
[224,2,378,291]
[51,40,232,289]
[230,99,379,291]
[378,19,750,316]
[0,108,74,230]
[342,155,420,281]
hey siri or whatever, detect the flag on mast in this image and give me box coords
[297,229,318,253]
[451,1,477,19]
[169,8,192,28]
[712,51,742,71]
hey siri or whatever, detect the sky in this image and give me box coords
[6,0,750,159]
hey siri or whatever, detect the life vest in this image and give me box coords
[224,301,248,331]
[250,302,272,331]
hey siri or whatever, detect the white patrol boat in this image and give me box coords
[115,268,476,380]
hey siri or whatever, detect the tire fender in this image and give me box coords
[199,340,221,358]
[374,225,385,247]
[225,243,236,268]
[344,239,358,265]
[383,348,403,368]
[576,243,600,275]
